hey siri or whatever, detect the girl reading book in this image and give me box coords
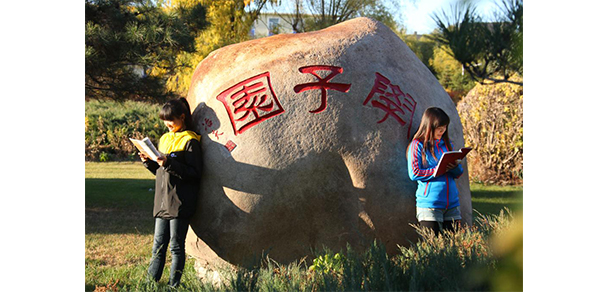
[138,97,202,288]
[407,107,464,235]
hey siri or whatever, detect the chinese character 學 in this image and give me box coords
[216,72,285,135]
[293,65,351,113]
[363,72,417,134]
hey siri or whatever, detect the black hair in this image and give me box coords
[159,97,194,131]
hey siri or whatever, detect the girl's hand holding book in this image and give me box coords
[447,159,462,170]
[156,155,168,167]
[138,152,150,162]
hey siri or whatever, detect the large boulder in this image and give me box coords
[185,17,471,270]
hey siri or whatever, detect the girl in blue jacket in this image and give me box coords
[407,107,463,235]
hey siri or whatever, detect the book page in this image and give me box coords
[142,137,162,159]
[130,137,160,161]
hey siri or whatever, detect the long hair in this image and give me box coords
[411,107,452,166]
[159,97,195,131]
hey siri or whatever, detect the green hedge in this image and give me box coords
[85,100,166,161]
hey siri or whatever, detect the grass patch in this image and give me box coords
[85,162,523,291]
[85,162,155,234]
[471,183,523,218]
[85,161,154,179]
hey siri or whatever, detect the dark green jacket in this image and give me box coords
[144,130,202,219]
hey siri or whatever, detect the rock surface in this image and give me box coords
[185,17,471,269]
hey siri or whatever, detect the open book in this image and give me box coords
[129,137,162,161]
[433,147,472,177]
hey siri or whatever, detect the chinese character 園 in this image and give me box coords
[216,72,285,135]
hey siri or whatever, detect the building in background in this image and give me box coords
[250,13,308,38]
[251,13,425,40]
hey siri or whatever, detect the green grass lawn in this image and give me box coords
[85,162,523,291]
[471,183,523,218]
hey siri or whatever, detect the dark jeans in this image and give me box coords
[420,220,461,235]
[148,217,190,287]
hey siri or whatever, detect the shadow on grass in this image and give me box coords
[86,178,155,235]
[86,177,523,235]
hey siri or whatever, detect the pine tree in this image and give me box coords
[85,0,208,101]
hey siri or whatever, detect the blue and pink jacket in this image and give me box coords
[407,138,463,209]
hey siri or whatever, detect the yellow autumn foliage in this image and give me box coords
[457,76,523,184]
[156,0,275,95]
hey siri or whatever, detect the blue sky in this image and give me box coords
[399,0,505,34]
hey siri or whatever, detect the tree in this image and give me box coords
[162,0,277,94]
[276,0,398,33]
[85,0,208,101]
[305,0,369,30]
[354,0,400,32]
[430,0,523,86]
[402,34,436,72]
[429,45,475,103]
[273,0,306,33]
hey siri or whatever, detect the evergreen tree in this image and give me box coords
[85,0,208,101]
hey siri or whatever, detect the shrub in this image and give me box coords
[225,210,517,291]
[397,222,496,291]
[457,76,523,184]
[86,209,520,291]
[85,100,166,161]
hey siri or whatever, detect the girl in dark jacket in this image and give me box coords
[139,98,202,287]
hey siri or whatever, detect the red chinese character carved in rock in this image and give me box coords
[363,72,417,135]
[202,118,224,140]
[212,130,223,140]
[203,118,213,131]
[217,72,284,135]
[293,65,351,113]
[225,140,237,152]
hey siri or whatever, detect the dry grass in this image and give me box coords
[86,234,152,267]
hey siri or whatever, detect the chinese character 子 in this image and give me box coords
[216,72,284,135]
[363,72,417,134]
[293,65,351,113]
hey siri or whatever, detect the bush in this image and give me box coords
[214,210,518,292]
[86,209,521,291]
[85,100,166,161]
[457,77,523,184]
